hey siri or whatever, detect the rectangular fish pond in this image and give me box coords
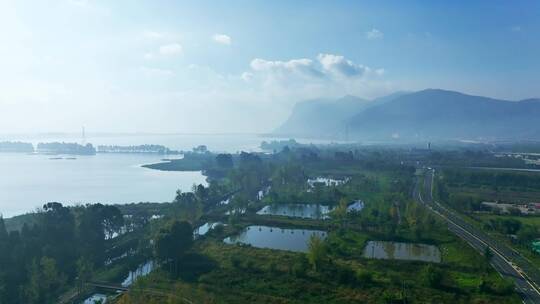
[256,204,333,219]
[256,201,364,219]
[363,241,441,263]
[224,225,327,253]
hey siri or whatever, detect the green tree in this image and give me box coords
[76,257,94,293]
[0,217,8,284]
[291,255,309,278]
[216,153,233,168]
[23,257,66,304]
[356,269,374,287]
[41,202,77,277]
[101,205,124,240]
[517,225,537,244]
[307,234,327,271]
[0,216,7,241]
[154,220,193,276]
[78,204,124,265]
[421,264,443,288]
[173,190,202,223]
[332,198,348,229]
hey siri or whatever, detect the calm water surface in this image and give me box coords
[0,153,207,217]
[121,260,155,287]
[224,225,327,252]
[0,134,341,217]
[256,204,332,219]
[194,222,223,236]
[363,241,441,263]
[82,294,107,304]
[0,133,338,153]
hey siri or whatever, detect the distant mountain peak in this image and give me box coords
[273,89,540,141]
[346,89,540,141]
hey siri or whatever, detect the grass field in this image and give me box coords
[113,220,520,304]
[447,186,540,203]
[475,214,540,228]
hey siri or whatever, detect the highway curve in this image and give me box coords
[414,169,540,304]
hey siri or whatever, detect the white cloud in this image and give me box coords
[250,58,323,78]
[213,34,232,45]
[241,53,390,104]
[159,43,183,55]
[317,53,367,77]
[366,28,384,40]
[241,72,253,82]
[247,54,383,81]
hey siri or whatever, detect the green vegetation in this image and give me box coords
[434,166,540,270]
[1,145,528,303]
[142,152,213,171]
[439,168,540,203]
[111,147,518,303]
[0,203,125,303]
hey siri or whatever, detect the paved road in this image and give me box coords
[415,169,540,303]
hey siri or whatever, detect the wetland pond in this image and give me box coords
[194,222,223,237]
[121,260,155,287]
[256,200,364,219]
[363,241,441,263]
[224,225,327,252]
[82,294,107,304]
[256,204,332,219]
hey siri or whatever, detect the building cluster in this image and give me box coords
[482,201,540,215]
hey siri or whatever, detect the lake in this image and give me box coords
[223,225,327,252]
[363,241,441,263]
[0,133,337,153]
[121,260,155,287]
[256,204,332,219]
[0,153,207,217]
[0,134,340,217]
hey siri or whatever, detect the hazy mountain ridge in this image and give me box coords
[274,89,540,141]
[273,92,408,137]
[273,95,370,137]
[348,89,540,140]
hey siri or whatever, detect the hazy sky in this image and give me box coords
[1,0,539,134]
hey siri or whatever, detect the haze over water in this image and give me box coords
[0,152,206,218]
[0,134,335,217]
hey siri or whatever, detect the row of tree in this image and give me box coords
[442,168,540,191]
[0,202,123,304]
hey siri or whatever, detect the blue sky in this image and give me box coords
[0,0,538,133]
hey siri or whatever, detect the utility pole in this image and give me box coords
[81,126,86,145]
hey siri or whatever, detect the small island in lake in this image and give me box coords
[36,142,96,155]
[97,144,180,154]
[143,148,262,179]
[0,141,34,153]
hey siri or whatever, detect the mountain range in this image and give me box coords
[273,89,540,141]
